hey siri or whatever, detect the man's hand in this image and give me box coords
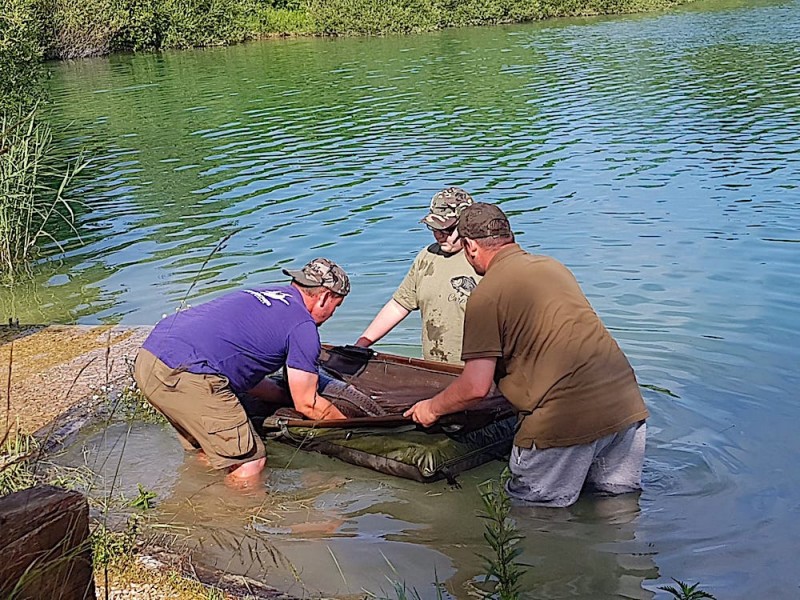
[354,336,373,348]
[403,398,440,427]
[404,357,497,427]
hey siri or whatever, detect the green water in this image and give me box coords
[29,0,800,597]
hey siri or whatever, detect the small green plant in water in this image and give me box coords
[91,514,141,570]
[128,483,157,510]
[477,472,525,600]
[660,579,717,600]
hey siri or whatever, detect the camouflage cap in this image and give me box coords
[420,187,475,230]
[283,258,350,296]
[457,203,513,239]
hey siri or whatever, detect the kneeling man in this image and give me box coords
[134,258,350,484]
[404,204,648,507]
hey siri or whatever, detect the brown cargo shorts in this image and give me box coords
[133,349,266,470]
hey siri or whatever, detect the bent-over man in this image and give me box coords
[404,204,649,507]
[356,187,480,364]
[134,258,350,485]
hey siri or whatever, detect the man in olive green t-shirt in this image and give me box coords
[355,187,481,364]
[404,203,649,507]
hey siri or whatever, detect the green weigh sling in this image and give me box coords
[261,345,516,484]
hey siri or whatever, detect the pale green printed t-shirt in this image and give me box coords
[392,244,481,364]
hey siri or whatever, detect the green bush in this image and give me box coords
[158,0,256,48]
[307,0,441,35]
[111,0,165,51]
[42,0,126,59]
[111,0,261,52]
[306,0,688,35]
[0,0,45,112]
[250,5,312,35]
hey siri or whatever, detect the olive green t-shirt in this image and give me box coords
[461,244,648,449]
[393,244,481,364]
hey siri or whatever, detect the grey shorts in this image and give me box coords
[505,421,646,508]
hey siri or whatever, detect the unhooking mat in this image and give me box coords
[263,345,517,484]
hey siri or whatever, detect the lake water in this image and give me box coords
[22,0,800,597]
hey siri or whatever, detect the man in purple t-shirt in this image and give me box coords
[133,258,350,486]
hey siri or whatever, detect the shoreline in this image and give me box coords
[0,324,149,440]
[36,0,693,61]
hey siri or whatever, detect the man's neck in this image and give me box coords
[482,242,515,272]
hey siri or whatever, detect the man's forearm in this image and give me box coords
[358,299,410,346]
[430,376,485,417]
[296,394,346,420]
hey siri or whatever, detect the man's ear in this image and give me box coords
[463,238,477,258]
[319,290,332,307]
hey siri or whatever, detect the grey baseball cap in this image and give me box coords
[283,257,350,296]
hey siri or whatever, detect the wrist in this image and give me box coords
[355,336,373,347]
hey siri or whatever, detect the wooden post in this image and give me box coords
[0,485,95,599]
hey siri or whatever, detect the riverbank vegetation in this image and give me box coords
[1,0,85,276]
[3,0,693,61]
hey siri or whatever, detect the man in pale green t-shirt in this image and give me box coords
[355,187,481,364]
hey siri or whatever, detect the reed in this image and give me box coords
[0,107,86,276]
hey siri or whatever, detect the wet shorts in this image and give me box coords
[133,349,266,470]
[505,421,646,508]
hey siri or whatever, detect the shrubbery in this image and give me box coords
[3,0,690,61]
[0,0,45,112]
[305,0,688,35]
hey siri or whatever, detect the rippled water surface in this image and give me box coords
[31,0,800,597]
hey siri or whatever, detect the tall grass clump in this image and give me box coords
[41,0,311,56]
[0,109,85,275]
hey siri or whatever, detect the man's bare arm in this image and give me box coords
[286,367,347,420]
[355,299,410,347]
[403,357,497,426]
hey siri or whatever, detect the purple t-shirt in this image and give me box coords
[142,285,320,393]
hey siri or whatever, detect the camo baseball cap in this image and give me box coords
[420,187,475,230]
[283,258,350,296]
[457,203,513,239]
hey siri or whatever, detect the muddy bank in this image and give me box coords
[0,324,149,440]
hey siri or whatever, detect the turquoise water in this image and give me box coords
[30,0,800,597]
